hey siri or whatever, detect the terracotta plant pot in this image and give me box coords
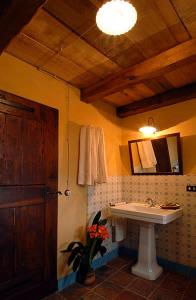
[84,270,96,286]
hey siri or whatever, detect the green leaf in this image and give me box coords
[61,249,70,253]
[92,238,102,259]
[61,241,84,253]
[99,219,107,225]
[73,255,81,272]
[92,211,101,225]
[99,246,107,256]
[68,246,81,265]
[86,232,92,247]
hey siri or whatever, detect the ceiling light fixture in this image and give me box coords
[139,117,157,136]
[96,0,137,36]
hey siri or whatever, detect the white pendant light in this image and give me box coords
[139,117,157,136]
[96,0,137,36]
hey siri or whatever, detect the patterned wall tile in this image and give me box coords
[87,175,196,267]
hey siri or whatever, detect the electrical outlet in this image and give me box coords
[186,185,196,192]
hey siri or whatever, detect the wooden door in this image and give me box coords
[0,90,58,300]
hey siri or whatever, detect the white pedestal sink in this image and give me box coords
[111,202,183,280]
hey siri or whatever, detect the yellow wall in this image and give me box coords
[0,53,122,277]
[121,99,196,175]
[1,52,196,278]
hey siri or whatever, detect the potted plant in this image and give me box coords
[61,211,110,285]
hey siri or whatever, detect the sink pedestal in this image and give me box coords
[111,202,182,279]
[132,223,163,280]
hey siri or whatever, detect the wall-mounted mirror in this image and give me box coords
[128,133,183,175]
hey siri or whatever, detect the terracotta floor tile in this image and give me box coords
[121,260,137,274]
[80,292,105,300]
[166,272,190,284]
[93,280,123,299]
[127,277,157,297]
[108,270,137,288]
[86,275,104,289]
[121,264,132,274]
[95,265,116,279]
[152,271,169,286]
[149,287,183,300]
[115,290,146,300]
[183,279,196,300]
[107,257,128,269]
[44,258,193,300]
[182,296,195,300]
[160,275,188,294]
[59,283,89,300]
[43,294,64,300]
[119,254,133,262]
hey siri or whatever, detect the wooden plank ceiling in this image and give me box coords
[2,0,196,117]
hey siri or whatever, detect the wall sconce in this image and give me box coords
[139,117,157,136]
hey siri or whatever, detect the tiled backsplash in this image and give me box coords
[87,175,196,267]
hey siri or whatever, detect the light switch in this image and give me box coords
[186,185,196,192]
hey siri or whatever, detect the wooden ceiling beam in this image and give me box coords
[88,0,103,8]
[81,39,196,103]
[117,82,196,118]
[0,0,47,54]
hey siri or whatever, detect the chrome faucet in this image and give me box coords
[146,197,156,207]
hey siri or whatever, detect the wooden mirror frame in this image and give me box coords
[128,133,183,175]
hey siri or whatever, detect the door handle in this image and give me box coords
[45,190,62,196]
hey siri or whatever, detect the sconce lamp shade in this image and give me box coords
[96,0,137,36]
[139,117,157,135]
[139,126,157,135]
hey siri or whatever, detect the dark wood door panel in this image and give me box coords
[22,118,44,184]
[4,115,23,185]
[1,278,56,300]
[1,114,44,185]
[0,90,42,121]
[0,208,15,285]
[43,106,58,182]
[15,204,45,275]
[0,185,45,208]
[0,112,5,183]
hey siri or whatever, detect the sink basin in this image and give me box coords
[111,202,183,281]
[111,202,183,224]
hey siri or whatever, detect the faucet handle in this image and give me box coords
[146,197,152,201]
[146,197,156,207]
[146,197,152,203]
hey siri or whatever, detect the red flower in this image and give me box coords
[87,224,97,233]
[87,224,109,240]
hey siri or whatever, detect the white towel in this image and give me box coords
[78,125,107,185]
[112,217,127,242]
[137,141,157,169]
